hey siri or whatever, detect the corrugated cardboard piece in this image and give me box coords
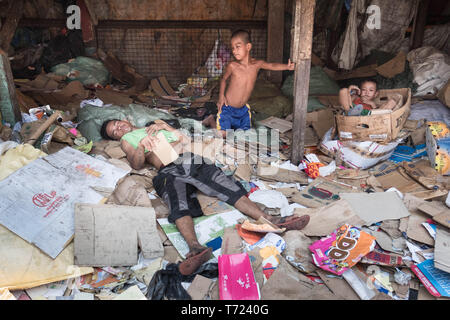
[298,199,365,236]
[291,177,356,208]
[0,147,130,259]
[153,131,179,166]
[340,191,410,225]
[74,204,164,267]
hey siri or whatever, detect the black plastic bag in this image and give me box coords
[146,262,218,300]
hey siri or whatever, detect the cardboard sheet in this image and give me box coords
[434,226,450,273]
[298,199,365,237]
[152,131,179,166]
[260,257,336,300]
[291,177,356,208]
[259,116,293,133]
[74,204,164,267]
[340,191,410,226]
[0,147,130,258]
[0,224,93,290]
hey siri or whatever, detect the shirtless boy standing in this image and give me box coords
[213,29,295,137]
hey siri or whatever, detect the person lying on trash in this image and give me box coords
[339,79,401,116]
[100,118,310,275]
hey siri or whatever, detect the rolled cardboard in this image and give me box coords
[25,111,62,145]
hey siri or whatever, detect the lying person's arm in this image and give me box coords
[120,134,159,170]
[121,139,146,170]
[146,120,191,150]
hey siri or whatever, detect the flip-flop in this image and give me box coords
[275,215,310,231]
[178,247,213,276]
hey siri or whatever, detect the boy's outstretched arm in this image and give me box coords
[217,63,233,111]
[260,59,295,71]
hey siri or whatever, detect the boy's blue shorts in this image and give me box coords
[216,104,251,131]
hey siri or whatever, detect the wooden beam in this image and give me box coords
[0,0,25,52]
[291,0,316,165]
[0,49,21,127]
[267,0,285,86]
[411,0,430,50]
[77,0,97,48]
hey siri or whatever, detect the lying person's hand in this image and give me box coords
[146,121,169,137]
[139,134,159,152]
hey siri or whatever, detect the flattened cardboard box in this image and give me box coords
[291,177,356,208]
[336,88,411,143]
[74,204,163,267]
[0,147,130,259]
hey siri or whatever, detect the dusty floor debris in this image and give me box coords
[1,1,450,302]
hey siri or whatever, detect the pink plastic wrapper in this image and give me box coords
[309,224,376,275]
[218,253,260,300]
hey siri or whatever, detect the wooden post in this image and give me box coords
[267,0,285,86]
[77,0,97,51]
[0,49,21,126]
[411,0,430,50]
[291,0,316,165]
[0,0,24,52]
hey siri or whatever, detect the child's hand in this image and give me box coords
[348,85,360,95]
[217,96,228,112]
[287,59,295,70]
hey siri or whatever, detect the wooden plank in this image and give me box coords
[267,0,285,86]
[411,0,430,50]
[0,0,24,52]
[0,49,21,126]
[77,0,96,47]
[290,0,315,165]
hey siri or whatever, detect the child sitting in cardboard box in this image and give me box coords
[339,80,402,116]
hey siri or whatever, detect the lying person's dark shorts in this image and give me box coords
[152,152,248,223]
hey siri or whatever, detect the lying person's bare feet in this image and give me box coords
[267,215,310,231]
[179,247,213,276]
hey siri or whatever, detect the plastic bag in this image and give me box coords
[146,263,218,300]
[205,39,231,78]
[309,224,376,275]
[51,56,110,87]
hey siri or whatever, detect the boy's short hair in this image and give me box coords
[231,29,251,44]
[100,119,117,140]
[360,79,378,90]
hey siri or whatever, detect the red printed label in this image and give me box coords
[32,191,70,218]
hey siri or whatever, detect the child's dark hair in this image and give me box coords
[100,119,118,140]
[231,29,251,44]
[360,79,378,90]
